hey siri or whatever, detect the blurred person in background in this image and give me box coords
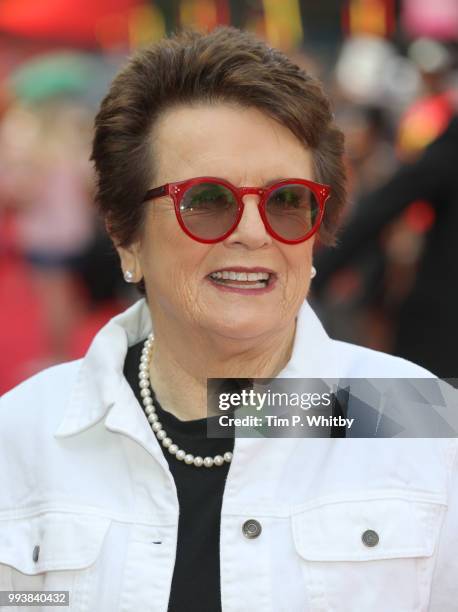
[0,100,96,361]
[0,95,128,384]
[318,104,398,347]
[1,26,458,612]
[0,48,130,392]
[313,37,458,369]
[314,111,458,379]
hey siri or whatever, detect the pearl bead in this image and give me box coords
[139,336,233,468]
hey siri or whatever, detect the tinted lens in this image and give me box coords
[179,182,238,240]
[265,184,320,240]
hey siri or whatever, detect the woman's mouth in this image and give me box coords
[206,268,276,294]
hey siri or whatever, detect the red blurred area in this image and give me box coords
[0,220,49,393]
[403,200,436,234]
[0,214,122,394]
[0,0,140,47]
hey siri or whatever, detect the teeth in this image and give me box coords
[210,271,270,281]
[223,282,266,289]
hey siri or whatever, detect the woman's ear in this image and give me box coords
[105,221,143,283]
[115,242,143,283]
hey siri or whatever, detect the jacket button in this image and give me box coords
[32,545,40,562]
[242,519,262,539]
[362,529,379,547]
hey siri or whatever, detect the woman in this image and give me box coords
[1,27,457,612]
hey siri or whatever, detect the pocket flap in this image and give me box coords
[0,513,111,574]
[292,497,444,562]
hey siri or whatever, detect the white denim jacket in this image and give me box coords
[1,298,457,612]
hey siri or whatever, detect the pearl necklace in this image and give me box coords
[139,334,233,468]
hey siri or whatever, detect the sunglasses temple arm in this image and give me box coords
[142,184,170,203]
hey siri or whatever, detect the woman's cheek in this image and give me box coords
[170,271,204,317]
[285,258,312,298]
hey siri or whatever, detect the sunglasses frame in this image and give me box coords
[142,176,331,244]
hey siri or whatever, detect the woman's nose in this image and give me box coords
[224,195,272,249]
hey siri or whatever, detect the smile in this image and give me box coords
[206,268,276,294]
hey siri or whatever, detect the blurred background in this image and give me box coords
[1,0,457,393]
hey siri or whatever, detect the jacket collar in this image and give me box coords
[279,299,340,379]
[54,299,153,438]
[54,297,338,438]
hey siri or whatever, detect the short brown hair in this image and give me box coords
[91,26,346,265]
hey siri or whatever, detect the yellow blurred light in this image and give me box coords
[347,0,394,38]
[262,0,303,51]
[129,4,165,49]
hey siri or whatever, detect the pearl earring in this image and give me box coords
[310,266,317,279]
[124,270,134,283]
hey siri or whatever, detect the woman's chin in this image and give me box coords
[202,313,278,343]
[198,290,284,341]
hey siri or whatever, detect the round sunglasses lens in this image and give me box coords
[265,184,319,241]
[179,182,238,240]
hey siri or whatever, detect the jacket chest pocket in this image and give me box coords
[291,497,446,612]
[0,512,111,611]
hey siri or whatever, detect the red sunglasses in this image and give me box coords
[142,176,331,245]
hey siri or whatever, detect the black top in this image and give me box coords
[124,340,235,612]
